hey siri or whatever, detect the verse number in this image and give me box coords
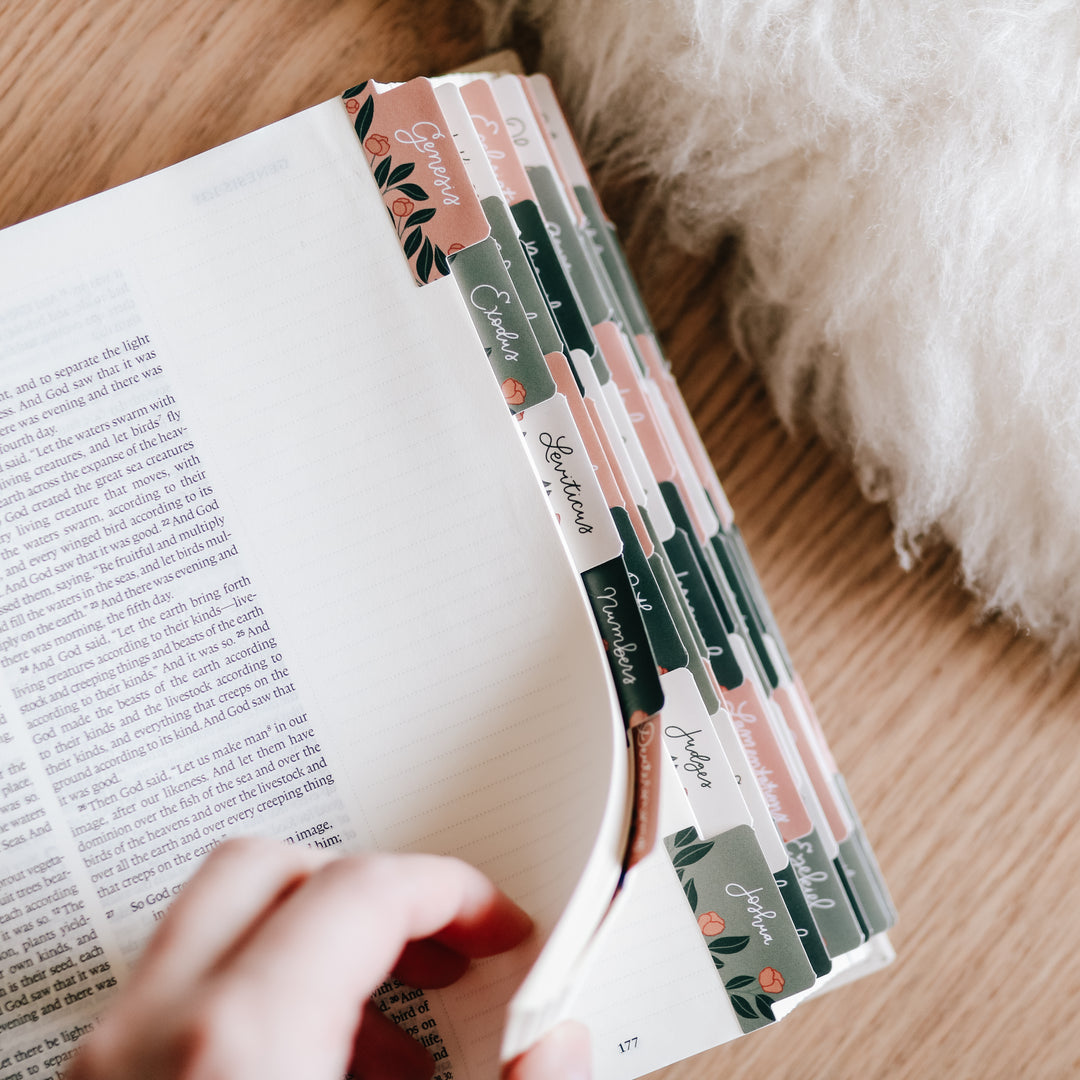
[617,1036,639,1054]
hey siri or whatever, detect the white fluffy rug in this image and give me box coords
[478,0,1080,649]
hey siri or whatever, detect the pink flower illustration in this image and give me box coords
[697,911,725,936]
[501,376,526,406]
[392,196,415,218]
[447,242,466,255]
[365,133,391,156]
[758,967,785,994]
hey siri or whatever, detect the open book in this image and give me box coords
[0,63,894,1080]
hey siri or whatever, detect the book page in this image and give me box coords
[565,755,743,1079]
[0,100,628,1079]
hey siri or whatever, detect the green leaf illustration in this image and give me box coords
[416,237,434,284]
[405,207,436,229]
[342,81,368,99]
[433,245,450,277]
[730,995,756,1020]
[755,995,775,1022]
[708,936,749,955]
[374,156,392,189]
[672,827,698,848]
[711,955,725,972]
[403,227,423,259]
[394,182,429,201]
[388,162,416,187]
[723,975,755,991]
[355,95,374,142]
[683,878,698,911]
[671,841,714,868]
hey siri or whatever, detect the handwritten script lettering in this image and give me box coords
[627,569,652,612]
[393,122,461,205]
[663,725,712,788]
[538,433,593,535]
[544,220,572,275]
[630,718,658,861]
[468,285,520,364]
[595,584,637,686]
[725,881,777,944]
[725,696,788,824]
[788,837,836,911]
[470,116,518,204]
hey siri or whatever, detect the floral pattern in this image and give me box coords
[697,911,725,936]
[667,826,780,1028]
[365,133,391,157]
[501,377,527,406]
[341,81,452,285]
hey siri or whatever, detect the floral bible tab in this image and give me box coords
[341,78,490,285]
[664,824,817,1034]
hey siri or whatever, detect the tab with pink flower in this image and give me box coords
[341,78,489,285]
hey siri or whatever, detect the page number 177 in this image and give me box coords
[617,1037,639,1054]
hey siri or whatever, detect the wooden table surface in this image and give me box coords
[3,2,1079,1077]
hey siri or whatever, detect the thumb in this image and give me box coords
[502,1021,592,1080]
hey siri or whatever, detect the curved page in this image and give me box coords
[0,100,627,1080]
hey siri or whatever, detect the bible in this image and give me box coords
[0,64,893,1080]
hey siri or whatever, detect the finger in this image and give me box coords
[350,1001,436,1080]
[132,837,327,989]
[431,880,535,960]
[392,938,470,988]
[214,853,531,1037]
[502,1021,592,1080]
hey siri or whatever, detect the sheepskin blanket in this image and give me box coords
[477,0,1080,649]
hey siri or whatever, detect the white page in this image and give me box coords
[565,753,742,1079]
[0,100,627,1078]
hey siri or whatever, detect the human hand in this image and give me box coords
[67,838,590,1080]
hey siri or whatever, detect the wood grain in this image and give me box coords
[2,2,1078,1077]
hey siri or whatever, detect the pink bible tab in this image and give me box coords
[583,395,653,557]
[626,714,663,869]
[721,679,813,843]
[546,351,625,512]
[772,684,851,844]
[460,79,538,206]
[636,332,735,530]
[596,322,678,484]
[518,75,585,225]
[341,78,490,285]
